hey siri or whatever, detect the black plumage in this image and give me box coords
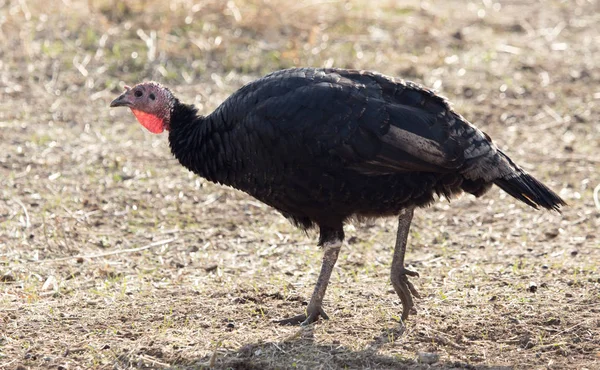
[112,67,565,325]
[169,68,562,230]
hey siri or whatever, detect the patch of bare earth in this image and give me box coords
[1,0,598,369]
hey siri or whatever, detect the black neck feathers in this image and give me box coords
[168,100,215,181]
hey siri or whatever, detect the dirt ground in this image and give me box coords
[1,0,599,369]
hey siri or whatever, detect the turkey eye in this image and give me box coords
[134,90,143,98]
[149,93,156,100]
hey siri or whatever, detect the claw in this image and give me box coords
[392,268,421,321]
[276,314,307,326]
[400,266,420,278]
[276,306,329,326]
[405,277,421,299]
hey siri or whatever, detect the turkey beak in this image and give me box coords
[110,93,132,108]
[110,86,134,107]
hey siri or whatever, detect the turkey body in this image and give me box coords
[169,68,560,239]
[161,67,564,324]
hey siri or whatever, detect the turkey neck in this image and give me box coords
[167,100,228,184]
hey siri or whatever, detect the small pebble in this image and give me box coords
[1,272,15,282]
[528,282,538,293]
[545,228,559,239]
[42,276,58,292]
[417,352,440,364]
[204,264,218,272]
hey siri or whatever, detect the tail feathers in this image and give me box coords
[494,172,566,212]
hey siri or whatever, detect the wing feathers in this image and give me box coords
[382,125,454,167]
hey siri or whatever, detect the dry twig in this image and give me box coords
[13,198,30,228]
[34,238,177,264]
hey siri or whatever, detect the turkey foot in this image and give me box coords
[390,207,422,321]
[276,230,341,326]
[276,306,329,326]
[391,266,421,321]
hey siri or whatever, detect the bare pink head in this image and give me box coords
[110,82,175,133]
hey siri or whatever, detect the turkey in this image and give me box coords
[110,68,565,326]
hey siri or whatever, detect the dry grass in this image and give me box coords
[1,0,599,369]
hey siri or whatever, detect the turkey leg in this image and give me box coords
[277,238,341,326]
[390,206,421,321]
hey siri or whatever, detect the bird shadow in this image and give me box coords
[194,324,514,370]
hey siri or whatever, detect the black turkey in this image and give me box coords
[111,68,565,325]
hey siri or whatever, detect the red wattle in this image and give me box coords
[130,109,165,134]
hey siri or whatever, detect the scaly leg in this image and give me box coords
[390,206,421,321]
[277,228,342,326]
